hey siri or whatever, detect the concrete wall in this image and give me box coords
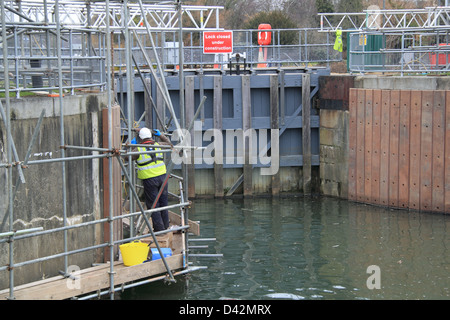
[318,75,354,198]
[0,93,107,289]
[320,109,349,198]
[354,75,450,91]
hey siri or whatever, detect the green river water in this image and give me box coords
[119,196,450,300]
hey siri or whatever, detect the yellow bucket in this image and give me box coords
[119,240,149,266]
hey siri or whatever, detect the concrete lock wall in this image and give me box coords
[0,93,108,288]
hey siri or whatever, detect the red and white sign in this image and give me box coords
[203,31,233,54]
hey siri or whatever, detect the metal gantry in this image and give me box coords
[319,6,450,33]
[3,0,223,31]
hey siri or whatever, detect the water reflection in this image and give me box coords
[120,196,450,300]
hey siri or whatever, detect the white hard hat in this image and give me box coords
[139,127,152,139]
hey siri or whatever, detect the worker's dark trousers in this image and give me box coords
[143,174,169,232]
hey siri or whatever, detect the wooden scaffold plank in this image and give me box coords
[0,255,184,300]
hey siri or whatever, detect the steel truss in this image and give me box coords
[319,6,450,33]
[3,0,223,31]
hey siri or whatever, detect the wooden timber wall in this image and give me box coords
[348,88,450,213]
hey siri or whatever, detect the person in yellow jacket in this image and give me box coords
[131,127,173,232]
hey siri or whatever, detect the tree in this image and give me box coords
[316,0,334,13]
[315,0,335,26]
[282,0,318,28]
[337,0,363,13]
[244,10,297,44]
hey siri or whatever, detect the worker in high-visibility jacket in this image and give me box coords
[131,127,173,232]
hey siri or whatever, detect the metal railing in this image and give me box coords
[0,27,107,98]
[115,28,342,71]
[1,27,341,98]
[348,30,450,75]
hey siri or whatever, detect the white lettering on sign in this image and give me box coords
[203,31,233,54]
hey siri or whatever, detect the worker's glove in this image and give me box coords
[153,129,161,136]
[130,137,137,144]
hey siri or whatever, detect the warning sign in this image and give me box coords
[203,31,233,54]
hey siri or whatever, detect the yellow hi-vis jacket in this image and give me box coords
[136,142,166,180]
[334,29,343,53]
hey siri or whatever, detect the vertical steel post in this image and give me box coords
[44,0,52,93]
[124,0,135,239]
[106,0,115,300]
[54,0,69,275]
[1,0,15,300]
[178,1,187,201]
[178,0,189,268]
[69,30,74,95]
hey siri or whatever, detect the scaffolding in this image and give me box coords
[0,0,221,300]
[0,0,340,300]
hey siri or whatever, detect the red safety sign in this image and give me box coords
[203,31,233,54]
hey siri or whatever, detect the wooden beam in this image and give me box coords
[371,89,382,205]
[213,75,224,197]
[102,105,122,262]
[420,90,433,211]
[356,89,365,202]
[364,89,373,203]
[302,73,311,195]
[379,90,390,206]
[445,91,450,214]
[388,90,400,208]
[398,90,411,209]
[270,74,280,196]
[242,75,252,197]
[348,88,357,201]
[432,90,445,212]
[409,91,422,210]
[168,211,200,236]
